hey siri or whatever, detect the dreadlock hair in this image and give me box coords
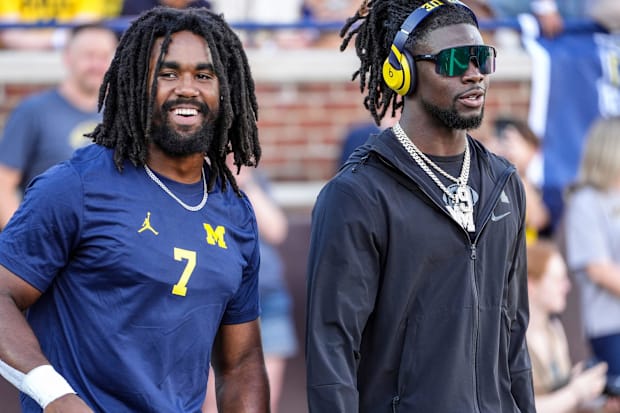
[87,6,259,194]
[340,0,478,125]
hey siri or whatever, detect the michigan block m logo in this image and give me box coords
[203,224,227,249]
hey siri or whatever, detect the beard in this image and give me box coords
[421,98,484,131]
[150,99,219,157]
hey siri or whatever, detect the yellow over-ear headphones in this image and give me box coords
[382,0,478,96]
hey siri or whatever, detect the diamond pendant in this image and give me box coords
[447,185,475,232]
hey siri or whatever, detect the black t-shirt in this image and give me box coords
[423,140,483,236]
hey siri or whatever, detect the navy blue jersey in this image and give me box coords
[0,144,260,412]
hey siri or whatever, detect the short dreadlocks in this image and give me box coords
[340,0,477,125]
[88,6,259,194]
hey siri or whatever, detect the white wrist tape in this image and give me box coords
[22,365,76,408]
[0,359,24,388]
[0,361,76,409]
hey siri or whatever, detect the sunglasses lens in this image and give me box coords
[436,47,469,76]
[436,46,495,76]
[475,46,495,74]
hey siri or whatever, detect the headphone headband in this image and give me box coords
[383,0,479,96]
[390,0,478,67]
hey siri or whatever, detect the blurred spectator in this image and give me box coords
[120,0,211,16]
[302,0,359,48]
[487,0,584,38]
[204,161,298,413]
[0,1,120,49]
[211,0,301,23]
[585,0,620,33]
[338,123,380,167]
[338,112,400,168]
[526,239,615,413]
[210,0,309,48]
[460,0,495,19]
[486,0,619,38]
[493,116,550,243]
[564,116,620,400]
[0,23,117,229]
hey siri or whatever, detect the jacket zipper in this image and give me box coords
[470,242,482,413]
[392,395,400,413]
[373,151,517,412]
[470,167,515,413]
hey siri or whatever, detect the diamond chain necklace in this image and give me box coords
[392,122,470,202]
[144,164,208,212]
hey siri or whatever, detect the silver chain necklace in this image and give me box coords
[393,122,470,201]
[144,164,208,212]
[393,122,475,232]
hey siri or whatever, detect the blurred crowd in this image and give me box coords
[1,0,618,51]
[0,0,359,50]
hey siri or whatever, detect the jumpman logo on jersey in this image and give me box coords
[138,212,159,235]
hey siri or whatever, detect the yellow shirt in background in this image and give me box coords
[0,0,122,22]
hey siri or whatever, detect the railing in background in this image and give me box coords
[0,16,604,35]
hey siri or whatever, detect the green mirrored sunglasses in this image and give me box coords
[413,45,497,76]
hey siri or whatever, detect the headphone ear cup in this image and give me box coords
[382,55,404,94]
[382,46,415,96]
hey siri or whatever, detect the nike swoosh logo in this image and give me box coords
[491,211,511,222]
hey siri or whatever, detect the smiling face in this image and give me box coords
[148,30,221,157]
[411,23,490,130]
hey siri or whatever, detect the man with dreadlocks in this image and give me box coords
[0,7,269,413]
[306,0,536,412]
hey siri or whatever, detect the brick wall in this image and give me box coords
[255,77,532,182]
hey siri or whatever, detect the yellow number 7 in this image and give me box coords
[172,247,197,297]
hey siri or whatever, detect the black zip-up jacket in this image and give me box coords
[306,128,536,413]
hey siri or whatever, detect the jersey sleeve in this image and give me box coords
[220,196,261,325]
[0,162,83,292]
